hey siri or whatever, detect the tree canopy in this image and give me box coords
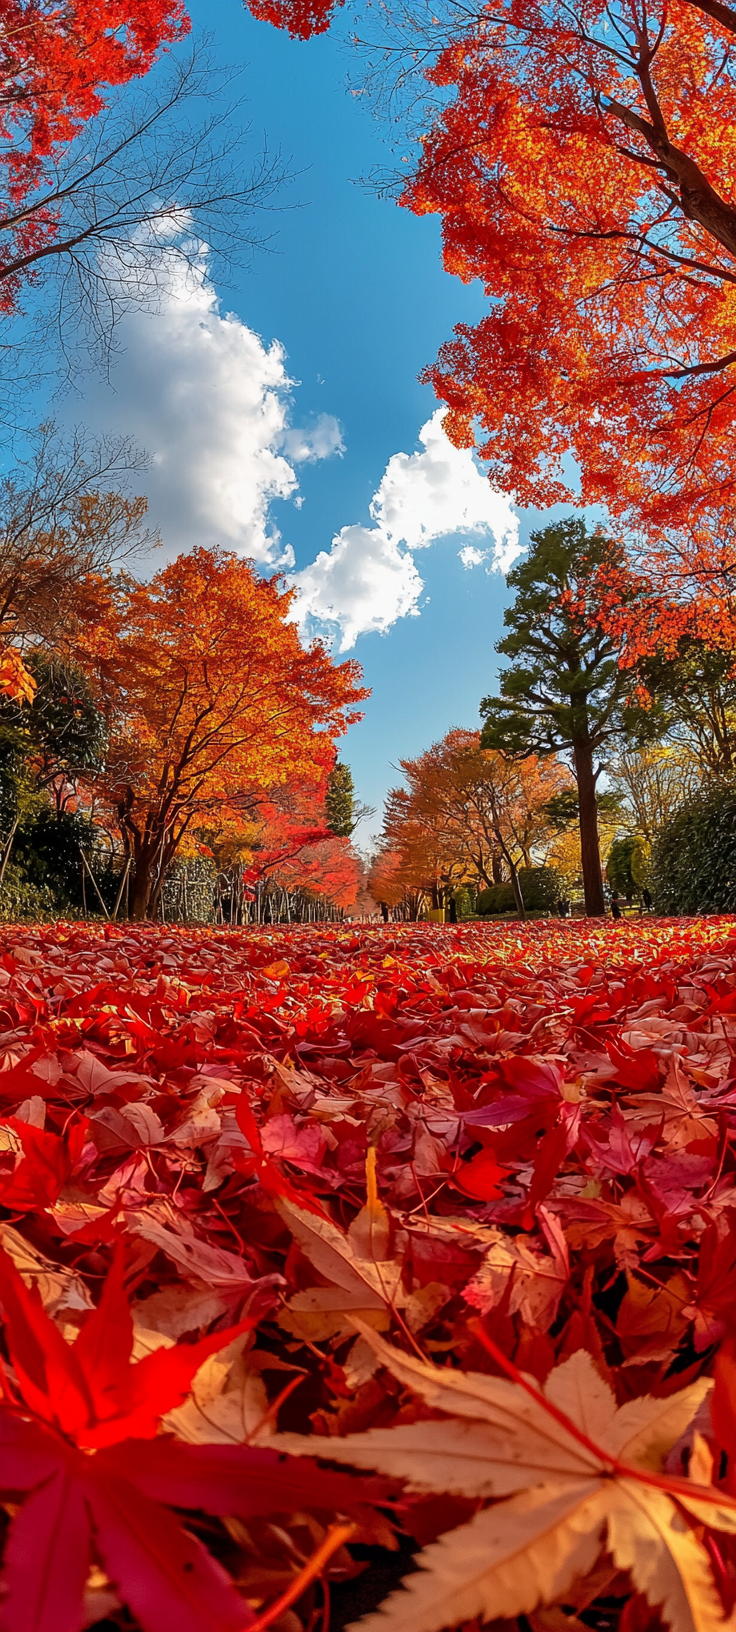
[377,727,567,917]
[80,548,367,919]
[0,0,187,311]
[245,0,736,542]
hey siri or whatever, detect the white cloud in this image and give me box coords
[292,410,521,650]
[458,544,489,569]
[372,411,518,555]
[67,255,519,648]
[281,414,345,464]
[293,525,424,651]
[70,250,342,567]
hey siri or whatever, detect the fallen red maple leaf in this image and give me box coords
[0,1246,389,1632]
[0,1115,88,1210]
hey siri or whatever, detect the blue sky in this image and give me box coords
[54,0,561,842]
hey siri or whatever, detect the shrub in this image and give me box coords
[0,861,57,922]
[13,808,101,912]
[606,835,650,896]
[651,780,736,914]
[477,881,516,915]
[477,866,559,915]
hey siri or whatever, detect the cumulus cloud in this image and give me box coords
[371,411,518,554]
[67,255,518,646]
[71,250,343,567]
[293,410,521,650]
[293,525,424,651]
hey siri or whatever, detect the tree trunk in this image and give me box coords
[573,737,605,915]
[506,856,527,920]
[489,803,526,921]
[128,865,153,920]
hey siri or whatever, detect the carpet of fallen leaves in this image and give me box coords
[6,917,736,1632]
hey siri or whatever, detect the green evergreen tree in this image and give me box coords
[326,761,357,837]
[480,517,636,916]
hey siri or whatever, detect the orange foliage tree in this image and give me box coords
[367,845,425,920]
[0,647,35,704]
[81,547,367,920]
[381,728,569,918]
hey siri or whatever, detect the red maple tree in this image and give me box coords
[0,0,189,310]
[1,0,189,177]
[243,0,736,626]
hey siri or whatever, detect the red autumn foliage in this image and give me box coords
[2,917,736,1627]
[243,0,736,534]
[242,0,736,652]
[0,0,190,311]
[0,0,189,181]
[246,0,339,37]
[243,785,362,909]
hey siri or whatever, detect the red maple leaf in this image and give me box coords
[0,1115,88,1210]
[0,1246,387,1632]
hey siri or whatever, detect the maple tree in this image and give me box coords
[80,547,367,920]
[0,429,151,651]
[399,0,736,543]
[0,0,188,172]
[242,0,736,647]
[246,0,338,38]
[382,752,468,913]
[383,727,569,917]
[197,782,331,925]
[0,10,287,378]
[367,842,425,918]
[264,834,361,910]
[0,0,189,310]
[0,646,34,704]
[206,775,362,922]
[249,0,736,526]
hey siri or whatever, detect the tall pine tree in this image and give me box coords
[480,518,632,916]
[326,762,357,837]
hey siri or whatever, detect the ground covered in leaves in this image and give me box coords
[4,919,736,1632]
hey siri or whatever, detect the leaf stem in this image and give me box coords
[245,1522,357,1632]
